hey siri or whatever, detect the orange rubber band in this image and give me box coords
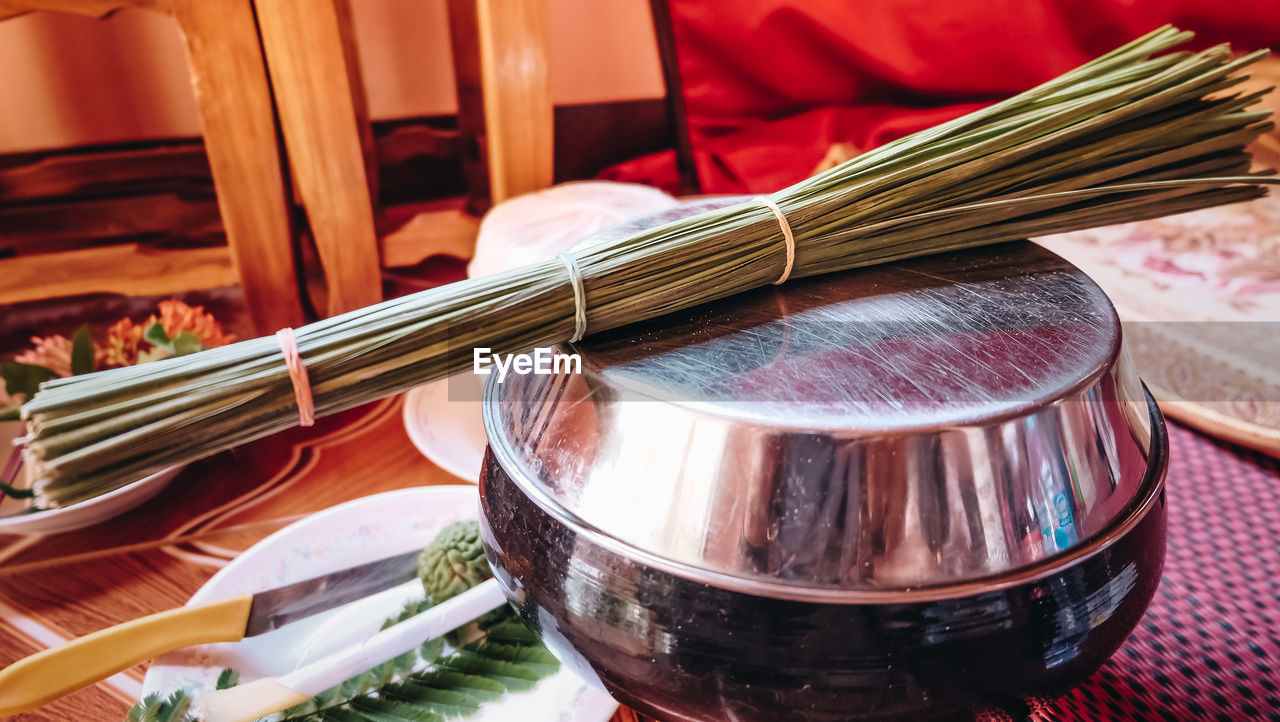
[756,196,796,285]
[276,327,315,427]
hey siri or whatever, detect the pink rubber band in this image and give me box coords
[276,327,315,427]
[756,196,796,285]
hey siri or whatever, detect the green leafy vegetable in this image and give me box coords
[124,615,556,721]
[215,668,240,691]
[280,619,556,721]
[125,690,191,722]
[0,362,57,401]
[0,481,34,500]
[418,521,491,605]
[143,323,204,359]
[32,27,1280,512]
[125,525,554,722]
[70,324,95,376]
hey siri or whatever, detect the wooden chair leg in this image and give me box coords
[448,0,554,205]
[648,0,701,195]
[331,0,379,205]
[170,0,307,333]
[255,0,383,317]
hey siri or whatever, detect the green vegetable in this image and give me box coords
[125,605,556,722]
[125,524,554,722]
[418,521,491,605]
[214,669,240,690]
[280,618,556,721]
[0,362,56,402]
[70,325,95,376]
[28,27,1280,511]
[139,323,204,363]
[124,691,191,722]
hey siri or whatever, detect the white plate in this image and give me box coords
[142,486,618,722]
[0,422,182,534]
[0,467,181,535]
[402,374,487,483]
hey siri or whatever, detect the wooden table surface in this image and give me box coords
[0,396,650,722]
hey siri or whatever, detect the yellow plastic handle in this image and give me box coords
[0,593,253,716]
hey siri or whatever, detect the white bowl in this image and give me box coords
[401,374,487,483]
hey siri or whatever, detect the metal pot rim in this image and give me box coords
[483,388,1168,604]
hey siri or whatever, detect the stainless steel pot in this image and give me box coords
[478,218,1168,720]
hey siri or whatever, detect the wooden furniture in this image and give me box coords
[252,0,555,314]
[252,0,382,317]
[445,0,554,204]
[0,395,653,721]
[0,0,308,333]
[2,0,686,326]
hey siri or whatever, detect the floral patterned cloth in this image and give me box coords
[1036,194,1280,457]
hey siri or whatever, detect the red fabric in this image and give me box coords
[602,1,1280,194]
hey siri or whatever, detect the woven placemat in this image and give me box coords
[978,421,1280,721]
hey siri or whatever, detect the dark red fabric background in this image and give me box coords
[602,0,1280,193]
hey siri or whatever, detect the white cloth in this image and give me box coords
[467,181,677,278]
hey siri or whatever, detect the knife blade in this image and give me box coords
[244,548,421,635]
[0,547,423,716]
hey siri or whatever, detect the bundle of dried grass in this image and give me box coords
[20,27,1279,507]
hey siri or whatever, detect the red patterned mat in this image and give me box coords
[980,421,1280,721]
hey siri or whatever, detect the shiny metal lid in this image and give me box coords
[483,211,1158,593]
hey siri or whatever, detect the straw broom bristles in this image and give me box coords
[20,26,1280,507]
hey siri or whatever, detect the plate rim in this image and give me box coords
[400,380,485,483]
[0,464,182,534]
[185,485,477,605]
[140,485,616,721]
